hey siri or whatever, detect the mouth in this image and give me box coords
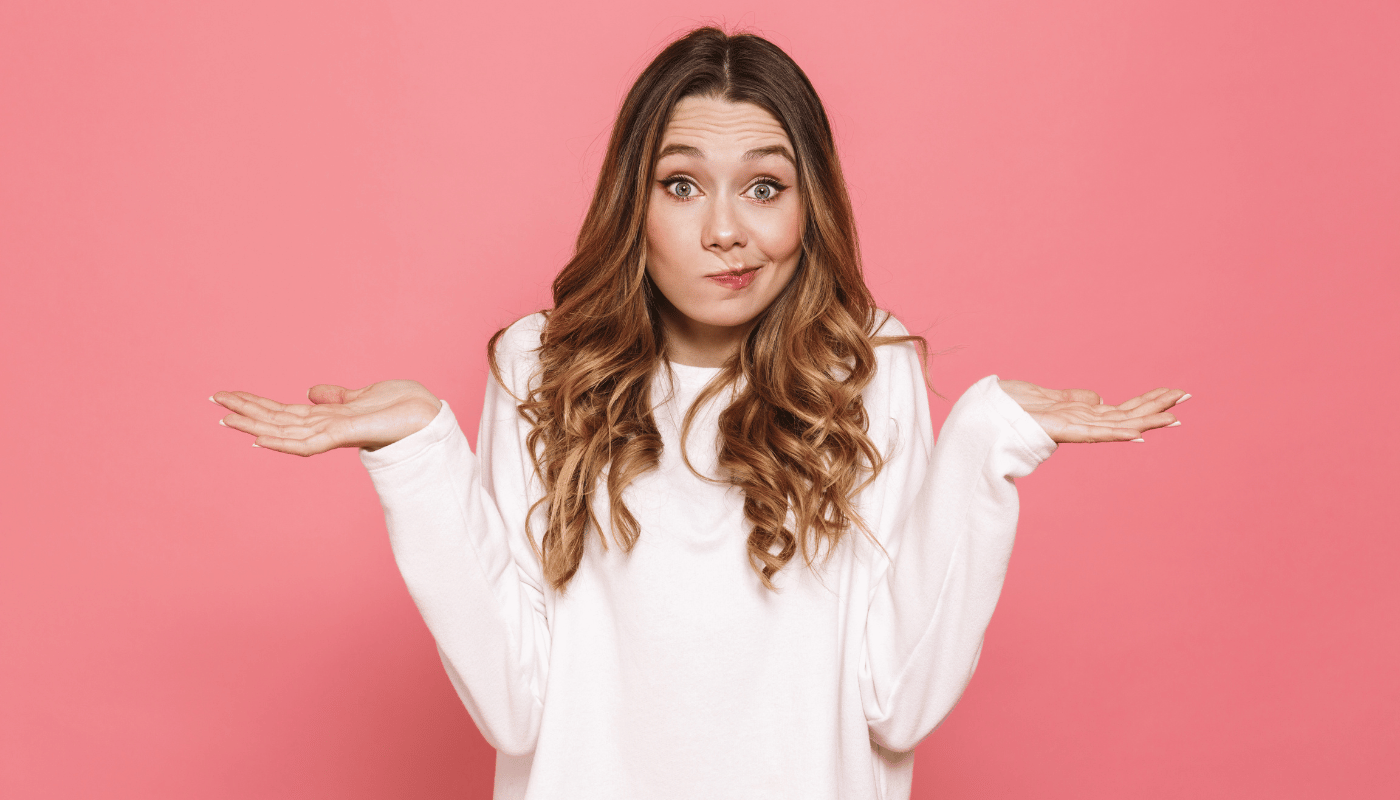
[706,265,761,290]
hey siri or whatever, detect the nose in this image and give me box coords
[702,195,747,253]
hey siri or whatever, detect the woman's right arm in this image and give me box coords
[359,380,549,756]
[212,317,551,756]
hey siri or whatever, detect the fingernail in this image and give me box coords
[218,419,226,426]
[1176,393,1191,404]
[1167,421,1181,427]
[1131,438,1146,443]
[252,443,261,448]
[209,395,217,404]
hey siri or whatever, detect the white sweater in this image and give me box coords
[359,313,1057,800]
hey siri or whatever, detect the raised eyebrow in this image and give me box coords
[654,143,796,164]
[742,145,795,164]
[656,143,704,161]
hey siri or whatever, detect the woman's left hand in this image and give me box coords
[997,380,1188,443]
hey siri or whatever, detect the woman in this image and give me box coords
[213,27,1184,800]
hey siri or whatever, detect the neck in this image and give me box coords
[656,301,751,368]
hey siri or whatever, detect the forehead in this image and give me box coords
[659,96,791,153]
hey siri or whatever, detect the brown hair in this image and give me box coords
[490,26,926,592]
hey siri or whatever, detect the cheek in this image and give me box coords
[644,199,686,272]
[757,204,804,263]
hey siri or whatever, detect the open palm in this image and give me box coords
[212,380,442,456]
[998,380,1187,443]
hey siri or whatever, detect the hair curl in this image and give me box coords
[489,27,927,592]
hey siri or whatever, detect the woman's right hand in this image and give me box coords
[212,380,442,456]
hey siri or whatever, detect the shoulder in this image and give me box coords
[871,310,911,339]
[862,310,928,421]
[493,311,547,358]
[868,311,923,384]
[489,311,548,396]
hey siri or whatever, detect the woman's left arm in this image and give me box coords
[859,333,1186,753]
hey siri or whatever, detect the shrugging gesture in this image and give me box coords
[207,24,1196,798]
[998,380,1188,443]
[212,381,441,455]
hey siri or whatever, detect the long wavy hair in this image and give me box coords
[489,27,926,592]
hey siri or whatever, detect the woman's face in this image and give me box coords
[645,96,803,367]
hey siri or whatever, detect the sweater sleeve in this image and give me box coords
[358,315,549,757]
[858,318,1058,753]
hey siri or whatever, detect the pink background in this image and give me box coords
[2,1,1397,797]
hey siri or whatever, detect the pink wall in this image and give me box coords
[2,1,1396,797]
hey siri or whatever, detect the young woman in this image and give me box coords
[213,27,1185,800]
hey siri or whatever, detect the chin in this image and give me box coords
[691,303,768,331]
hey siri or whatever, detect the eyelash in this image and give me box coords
[659,175,789,204]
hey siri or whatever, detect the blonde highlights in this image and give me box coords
[490,27,926,592]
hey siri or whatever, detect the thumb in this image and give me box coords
[1059,388,1103,405]
[308,384,352,405]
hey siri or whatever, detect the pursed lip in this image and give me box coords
[704,264,761,278]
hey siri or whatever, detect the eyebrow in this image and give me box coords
[655,143,796,164]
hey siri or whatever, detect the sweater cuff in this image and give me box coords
[980,375,1059,466]
[359,399,461,473]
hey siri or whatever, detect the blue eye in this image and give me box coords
[667,180,696,198]
[746,179,786,203]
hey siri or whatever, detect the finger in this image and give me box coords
[1071,411,1179,440]
[231,391,318,419]
[1114,387,1173,412]
[222,413,320,442]
[220,392,312,423]
[1120,389,1188,420]
[1128,410,1181,432]
[226,390,293,412]
[308,384,352,405]
[1056,423,1145,444]
[1056,388,1102,406]
[215,392,274,421]
[250,430,338,457]
[1057,400,1183,429]
[211,390,258,410]
[1070,407,1140,422]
